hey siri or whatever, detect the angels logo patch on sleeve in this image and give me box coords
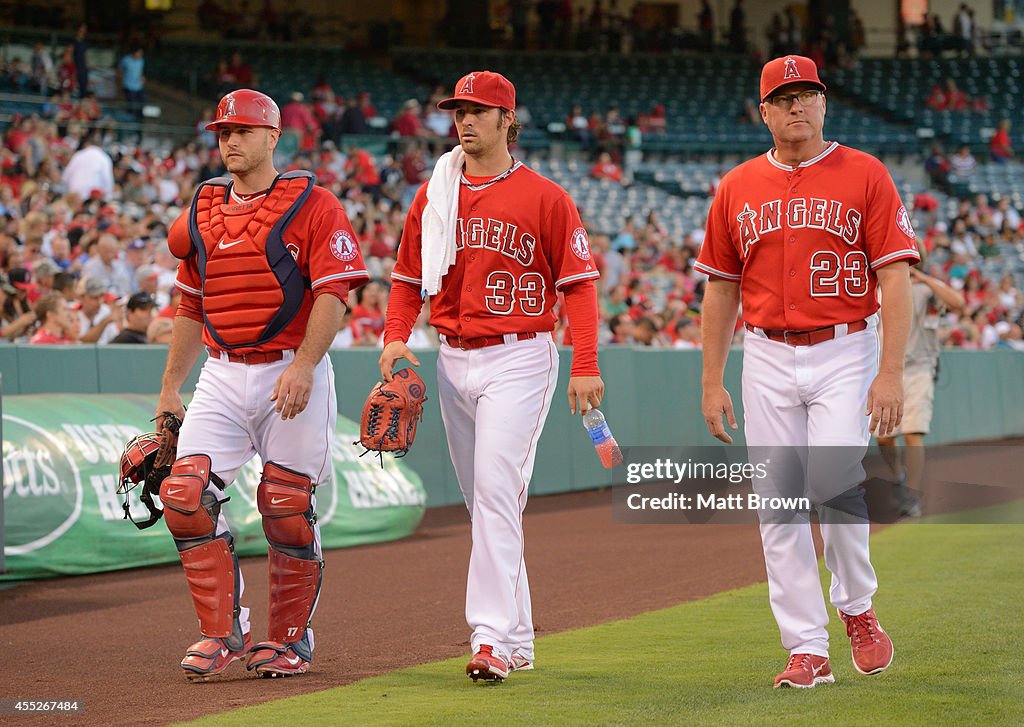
[570,227,591,260]
[330,230,359,261]
[895,206,916,239]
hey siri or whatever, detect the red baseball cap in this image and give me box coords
[760,55,826,102]
[438,71,516,110]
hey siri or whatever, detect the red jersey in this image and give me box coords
[345,150,380,186]
[695,142,920,330]
[390,162,599,339]
[29,328,73,344]
[170,183,369,353]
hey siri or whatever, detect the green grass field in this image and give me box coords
[185,512,1024,727]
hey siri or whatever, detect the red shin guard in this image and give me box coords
[267,548,320,643]
[179,538,237,638]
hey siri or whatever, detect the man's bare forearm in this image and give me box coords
[877,263,913,376]
[161,315,205,394]
[700,280,741,385]
[294,294,344,368]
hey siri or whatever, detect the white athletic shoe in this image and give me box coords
[509,653,534,672]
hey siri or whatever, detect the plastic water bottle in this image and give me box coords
[583,408,623,469]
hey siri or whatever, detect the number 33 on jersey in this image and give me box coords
[695,142,920,329]
[393,163,599,337]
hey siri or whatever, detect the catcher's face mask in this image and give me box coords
[118,432,169,529]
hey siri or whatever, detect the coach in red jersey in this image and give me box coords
[697,56,918,689]
[155,89,369,681]
[380,71,604,682]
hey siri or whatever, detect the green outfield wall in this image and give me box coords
[2,346,1021,510]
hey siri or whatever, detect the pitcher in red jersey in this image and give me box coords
[379,71,604,682]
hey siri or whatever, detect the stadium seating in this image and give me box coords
[828,57,1022,150]
[529,158,711,238]
[145,40,429,121]
[393,49,919,155]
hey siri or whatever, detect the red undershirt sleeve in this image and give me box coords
[562,279,600,377]
[312,282,351,309]
[175,289,203,322]
[383,280,424,346]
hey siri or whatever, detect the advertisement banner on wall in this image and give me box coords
[2,394,426,580]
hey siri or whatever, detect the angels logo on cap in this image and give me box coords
[760,54,826,102]
[437,71,516,110]
[224,94,237,117]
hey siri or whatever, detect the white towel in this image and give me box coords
[421,145,465,297]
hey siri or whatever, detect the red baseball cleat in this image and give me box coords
[773,653,835,689]
[246,641,310,678]
[466,645,509,682]
[181,631,253,681]
[839,607,895,675]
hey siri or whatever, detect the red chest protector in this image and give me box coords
[177,171,315,349]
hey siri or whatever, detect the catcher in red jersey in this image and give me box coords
[696,56,919,689]
[155,89,369,681]
[379,71,604,682]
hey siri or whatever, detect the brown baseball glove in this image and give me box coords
[151,411,182,469]
[355,367,427,460]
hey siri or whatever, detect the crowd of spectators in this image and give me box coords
[488,0,865,63]
[1,73,1022,352]
[911,4,980,58]
[568,103,658,160]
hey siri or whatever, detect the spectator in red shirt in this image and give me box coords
[280,92,320,151]
[57,45,77,94]
[643,103,667,134]
[590,152,624,183]
[344,144,381,196]
[400,143,428,208]
[359,92,377,119]
[926,82,947,111]
[350,279,387,343]
[29,292,75,344]
[392,99,427,138]
[226,52,254,86]
[990,118,1014,163]
[927,78,968,111]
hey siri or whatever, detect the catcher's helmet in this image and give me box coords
[206,89,281,131]
[118,432,169,529]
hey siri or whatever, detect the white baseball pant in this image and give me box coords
[176,350,336,645]
[742,319,880,657]
[437,333,558,663]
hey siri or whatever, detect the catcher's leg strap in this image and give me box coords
[257,461,317,558]
[258,462,322,644]
[160,454,223,549]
